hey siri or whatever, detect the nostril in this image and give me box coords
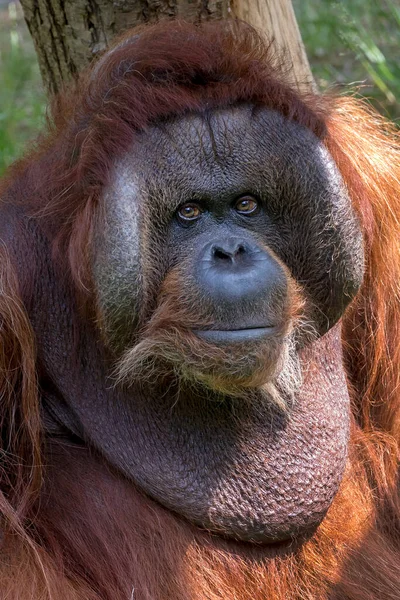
[212,243,247,262]
[213,247,232,261]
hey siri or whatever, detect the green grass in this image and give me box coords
[293,0,400,121]
[0,2,45,175]
[0,1,398,176]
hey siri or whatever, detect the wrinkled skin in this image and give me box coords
[25,106,364,543]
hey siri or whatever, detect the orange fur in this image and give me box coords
[0,21,399,600]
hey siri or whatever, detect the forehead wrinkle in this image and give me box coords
[168,117,224,171]
[203,113,225,168]
[156,117,236,193]
[158,119,210,168]
[129,106,330,204]
[207,109,239,162]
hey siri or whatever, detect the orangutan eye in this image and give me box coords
[234,196,258,214]
[177,203,202,221]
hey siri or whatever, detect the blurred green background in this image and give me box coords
[0,0,399,176]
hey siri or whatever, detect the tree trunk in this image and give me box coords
[20,0,313,95]
[231,0,313,90]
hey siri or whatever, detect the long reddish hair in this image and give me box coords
[0,19,399,600]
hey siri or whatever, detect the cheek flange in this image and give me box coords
[93,164,144,349]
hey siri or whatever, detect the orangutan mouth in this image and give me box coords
[194,326,278,343]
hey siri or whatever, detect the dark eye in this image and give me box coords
[234,196,258,215]
[177,203,202,222]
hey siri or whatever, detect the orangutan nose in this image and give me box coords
[195,238,288,306]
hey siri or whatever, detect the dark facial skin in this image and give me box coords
[35,106,364,544]
[94,106,364,342]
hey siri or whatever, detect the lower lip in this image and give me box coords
[194,327,277,343]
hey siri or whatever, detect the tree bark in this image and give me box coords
[20,0,313,95]
[231,0,313,90]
